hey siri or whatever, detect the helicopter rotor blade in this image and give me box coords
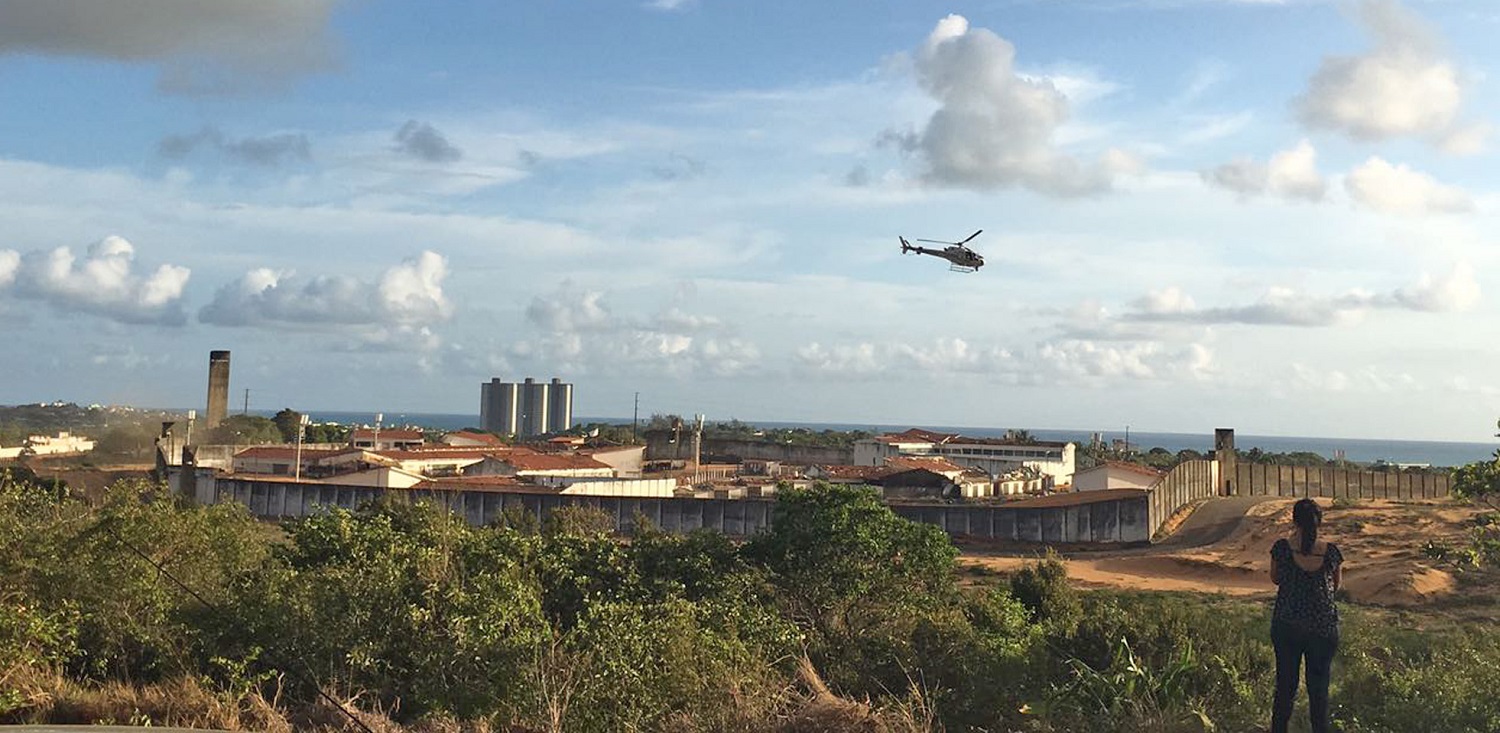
[957,229,983,245]
[914,238,954,245]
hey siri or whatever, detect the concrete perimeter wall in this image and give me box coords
[1232,464,1450,499]
[1147,460,1220,539]
[207,477,1156,543]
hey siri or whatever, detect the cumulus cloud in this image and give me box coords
[0,250,17,288]
[0,236,190,325]
[1393,262,1480,312]
[1202,140,1327,201]
[515,285,754,376]
[199,251,452,330]
[393,121,463,163]
[1123,264,1480,327]
[0,0,341,93]
[1295,0,1481,150]
[1286,363,1419,394]
[900,14,1131,196]
[158,126,312,167]
[1343,157,1474,214]
[794,336,1215,385]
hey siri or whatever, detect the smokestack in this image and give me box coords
[206,350,231,430]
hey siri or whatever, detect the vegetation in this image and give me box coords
[2,474,1499,732]
[1429,420,1500,570]
[646,415,874,449]
[203,415,282,446]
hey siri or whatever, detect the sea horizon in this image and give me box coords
[217,408,1497,468]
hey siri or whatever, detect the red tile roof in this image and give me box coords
[1007,488,1148,508]
[814,464,897,481]
[502,454,612,472]
[1083,461,1165,480]
[233,446,364,462]
[442,431,506,446]
[409,477,577,494]
[875,428,961,445]
[375,446,535,461]
[886,456,966,473]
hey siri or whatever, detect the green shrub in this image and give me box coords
[1008,552,1081,629]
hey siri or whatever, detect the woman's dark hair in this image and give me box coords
[1292,498,1322,555]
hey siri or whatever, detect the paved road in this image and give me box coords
[1154,495,1278,550]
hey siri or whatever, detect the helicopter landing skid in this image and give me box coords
[948,264,979,273]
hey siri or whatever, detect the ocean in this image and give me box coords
[267,410,1498,468]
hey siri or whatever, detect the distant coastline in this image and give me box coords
[241,409,1497,468]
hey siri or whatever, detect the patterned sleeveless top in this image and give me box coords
[1271,538,1342,637]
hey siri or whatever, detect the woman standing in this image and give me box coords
[1269,498,1343,733]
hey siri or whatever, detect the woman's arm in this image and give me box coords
[1331,562,1342,591]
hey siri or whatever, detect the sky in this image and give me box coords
[1,0,1498,442]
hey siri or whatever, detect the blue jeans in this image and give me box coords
[1271,622,1338,733]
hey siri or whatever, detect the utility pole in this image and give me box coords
[294,413,310,481]
[242,389,250,416]
[632,391,640,444]
[692,413,704,486]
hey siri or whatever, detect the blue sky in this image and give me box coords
[1,0,1498,442]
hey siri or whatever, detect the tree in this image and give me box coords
[203,415,281,445]
[303,422,350,444]
[1452,419,1500,511]
[743,483,958,642]
[271,408,304,443]
[1004,429,1037,444]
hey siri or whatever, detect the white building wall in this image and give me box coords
[556,478,676,497]
[1073,465,1159,492]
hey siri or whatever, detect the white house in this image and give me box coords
[351,428,425,451]
[1072,461,1163,492]
[854,428,1076,484]
[0,432,96,459]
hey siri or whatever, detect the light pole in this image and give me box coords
[294,413,311,481]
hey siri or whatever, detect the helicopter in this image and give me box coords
[899,229,985,273]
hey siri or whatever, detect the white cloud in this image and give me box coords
[0,250,17,288]
[899,14,1129,196]
[1286,363,1419,394]
[0,236,190,325]
[199,251,452,330]
[0,0,341,93]
[1134,286,1197,314]
[1202,139,1326,201]
[514,285,756,377]
[794,335,1214,385]
[1295,0,1482,150]
[1393,262,1480,312]
[1124,264,1480,326]
[1343,157,1474,214]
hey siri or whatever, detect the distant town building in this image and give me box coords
[480,377,573,437]
[0,432,96,460]
[1071,461,1163,492]
[350,428,425,451]
[854,428,1077,484]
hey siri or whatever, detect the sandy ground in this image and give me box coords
[962,498,1487,607]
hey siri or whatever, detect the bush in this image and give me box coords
[1008,552,1081,629]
